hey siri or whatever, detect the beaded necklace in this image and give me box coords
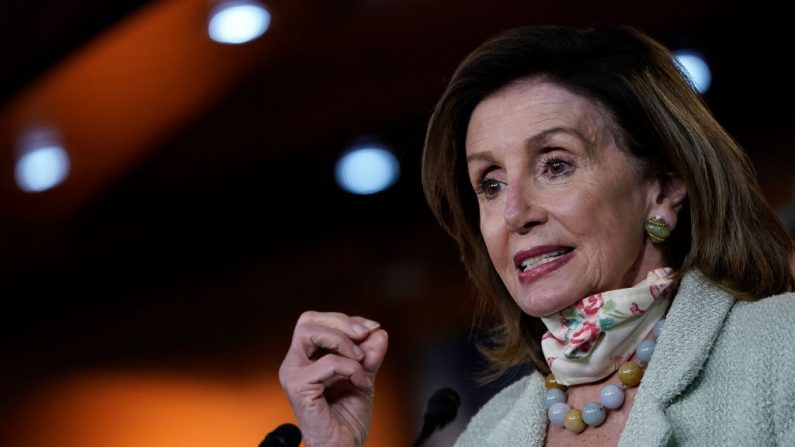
[543,318,665,433]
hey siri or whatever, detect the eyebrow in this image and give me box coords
[466,126,594,163]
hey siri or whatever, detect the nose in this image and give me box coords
[503,181,543,234]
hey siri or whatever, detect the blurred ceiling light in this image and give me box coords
[15,129,71,193]
[335,145,400,195]
[673,50,712,94]
[208,0,271,44]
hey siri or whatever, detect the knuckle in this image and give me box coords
[311,333,341,351]
[326,311,347,320]
[292,323,321,346]
[298,310,317,323]
[291,329,309,346]
[319,353,357,373]
[278,362,295,383]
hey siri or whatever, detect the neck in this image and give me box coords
[540,267,674,386]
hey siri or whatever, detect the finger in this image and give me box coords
[349,315,381,331]
[359,329,389,374]
[297,311,380,341]
[292,322,366,362]
[303,353,372,391]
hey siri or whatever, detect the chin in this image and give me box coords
[511,281,586,317]
[514,288,577,318]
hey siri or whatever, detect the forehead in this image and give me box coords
[465,78,613,153]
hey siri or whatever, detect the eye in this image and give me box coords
[542,157,573,177]
[474,177,504,200]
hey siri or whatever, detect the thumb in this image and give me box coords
[359,329,388,375]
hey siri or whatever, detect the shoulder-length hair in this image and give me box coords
[422,25,795,379]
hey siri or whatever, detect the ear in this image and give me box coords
[648,172,687,230]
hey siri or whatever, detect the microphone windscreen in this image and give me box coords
[426,387,461,428]
[259,423,302,447]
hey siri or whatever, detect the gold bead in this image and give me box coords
[618,361,644,387]
[644,216,671,243]
[563,408,587,433]
[545,373,568,391]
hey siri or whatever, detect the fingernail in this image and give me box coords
[352,323,367,335]
[362,320,380,330]
[352,345,364,358]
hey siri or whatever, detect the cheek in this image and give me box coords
[581,197,648,282]
[552,188,605,237]
[478,205,508,266]
[555,185,642,262]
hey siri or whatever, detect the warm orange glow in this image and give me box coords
[0,0,269,219]
[4,368,408,447]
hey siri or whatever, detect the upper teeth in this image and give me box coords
[519,249,569,271]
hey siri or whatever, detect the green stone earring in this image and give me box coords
[644,215,671,243]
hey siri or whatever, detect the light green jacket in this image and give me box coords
[455,270,795,446]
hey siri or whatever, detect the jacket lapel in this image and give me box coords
[618,270,736,446]
[487,373,548,446]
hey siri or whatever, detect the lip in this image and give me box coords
[514,245,575,285]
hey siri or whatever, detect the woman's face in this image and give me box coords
[465,78,667,317]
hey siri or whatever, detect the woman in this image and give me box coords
[279,26,795,446]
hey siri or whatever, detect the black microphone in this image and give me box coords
[411,387,461,447]
[258,423,302,447]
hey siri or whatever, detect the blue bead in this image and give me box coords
[543,388,567,410]
[653,319,666,338]
[582,402,607,427]
[600,384,625,410]
[548,402,571,427]
[635,339,656,363]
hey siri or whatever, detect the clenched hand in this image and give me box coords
[279,311,389,447]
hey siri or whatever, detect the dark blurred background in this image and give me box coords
[1,1,793,446]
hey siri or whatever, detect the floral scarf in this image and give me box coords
[540,268,674,386]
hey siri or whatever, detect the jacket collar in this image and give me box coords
[474,270,736,447]
[618,269,736,446]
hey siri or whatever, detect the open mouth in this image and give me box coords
[516,247,574,272]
